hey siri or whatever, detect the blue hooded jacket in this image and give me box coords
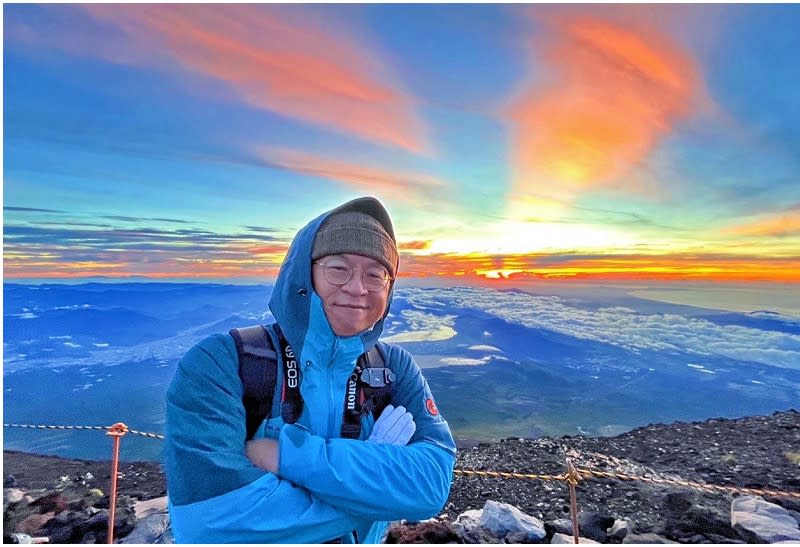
[164,197,457,543]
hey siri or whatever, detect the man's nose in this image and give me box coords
[341,269,368,295]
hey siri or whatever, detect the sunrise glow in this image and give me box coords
[4,5,799,286]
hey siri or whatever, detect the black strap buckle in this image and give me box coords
[359,367,396,388]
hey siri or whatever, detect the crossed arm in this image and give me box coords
[246,403,417,472]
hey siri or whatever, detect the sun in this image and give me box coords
[479,269,523,279]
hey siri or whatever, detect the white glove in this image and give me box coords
[367,404,416,445]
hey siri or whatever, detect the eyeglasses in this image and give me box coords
[314,259,392,292]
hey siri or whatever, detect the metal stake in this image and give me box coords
[106,423,128,544]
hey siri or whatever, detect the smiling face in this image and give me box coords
[312,253,391,337]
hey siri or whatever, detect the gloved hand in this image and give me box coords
[368,404,416,445]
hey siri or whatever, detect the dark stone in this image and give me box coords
[703,533,745,544]
[68,498,90,511]
[682,506,738,539]
[578,511,615,543]
[387,521,460,544]
[506,530,543,543]
[47,518,81,544]
[4,475,17,488]
[662,492,694,518]
[661,491,739,543]
[84,509,110,530]
[459,527,501,544]
[114,506,138,539]
[30,491,67,514]
[545,518,574,539]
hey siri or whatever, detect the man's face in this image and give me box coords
[312,253,391,337]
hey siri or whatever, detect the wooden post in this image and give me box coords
[566,458,581,544]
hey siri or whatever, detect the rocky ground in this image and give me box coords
[443,409,800,542]
[3,451,166,501]
[4,409,800,543]
[449,410,800,525]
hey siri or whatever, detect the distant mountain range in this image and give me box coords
[4,282,799,461]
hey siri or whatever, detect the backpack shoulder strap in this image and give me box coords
[230,325,278,442]
[360,342,395,416]
[341,343,396,439]
[359,342,391,383]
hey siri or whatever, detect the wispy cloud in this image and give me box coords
[255,147,448,202]
[6,5,427,153]
[721,205,800,238]
[3,223,290,279]
[506,8,702,204]
[101,215,193,224]
[4,206,66,214]
[68,5,427,153]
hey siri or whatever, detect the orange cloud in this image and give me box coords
[722,208,800,238]
[507,10,701,202]
[256,147,447,202]
[246,243,291,257]
[399,240,432,251]
[5,248,799,284]
[396,252,800,284]
[74,5,427,152]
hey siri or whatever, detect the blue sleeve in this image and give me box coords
[278,344,457,522]
[165,334,368,543]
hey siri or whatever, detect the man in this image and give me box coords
[164,196,456,543]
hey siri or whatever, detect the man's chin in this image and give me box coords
[332,325,362,337]
[330,316,364,337]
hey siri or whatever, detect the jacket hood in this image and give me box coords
[268,197,397,359]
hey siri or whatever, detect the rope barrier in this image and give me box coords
[453,469,567,482]
[4,423,108,432]
[453,466,800,500]
[577,468,800,500]
[4,423,164,440]
[6,422,799,500]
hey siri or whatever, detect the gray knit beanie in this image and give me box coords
[312,211,398,276]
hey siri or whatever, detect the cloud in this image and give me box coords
[2,223,291,279]
[244,226,280,234]
[399,240,432,251]
[70,5,427,153]
[102,215,192,224]
[255,147,448,202]
[400,287,800,370]
[5,215,798,284]
[5,206,66,214]
[506,8,702,203]
[394,251,800,284]
[721,206,800,237]
[382,310,457,343]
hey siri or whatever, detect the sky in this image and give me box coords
[3,4,800,285]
